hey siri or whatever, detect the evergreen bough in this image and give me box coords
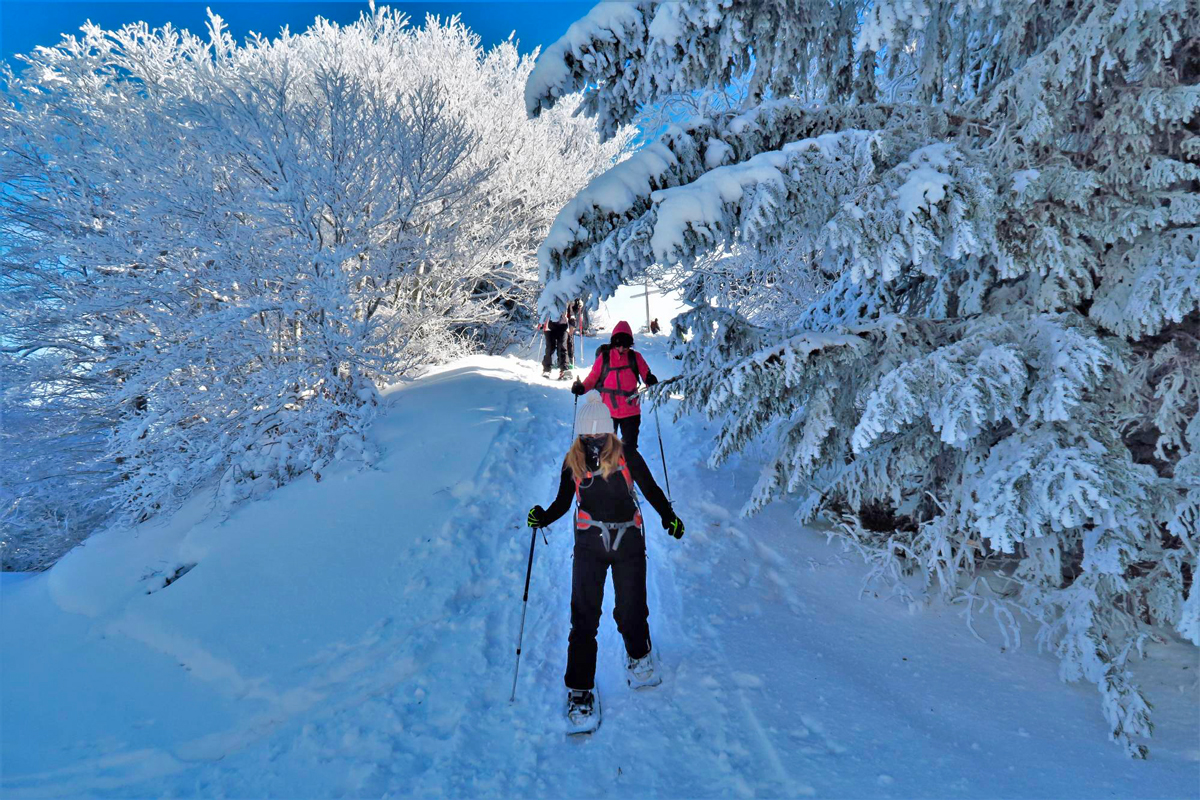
[528,0,1199,757]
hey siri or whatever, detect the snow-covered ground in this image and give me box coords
[3,323,1197,798]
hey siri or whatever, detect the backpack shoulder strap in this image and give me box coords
[596,346,639,400]
[574,470,592,503]
[617,457,633,492]
[596,345,611,388]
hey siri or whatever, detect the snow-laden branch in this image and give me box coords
[526,0,1200,758]
[539,129,882,317]
[527,0,871,139]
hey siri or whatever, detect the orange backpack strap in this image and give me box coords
[574,470,595,503]
[574,462,634,519]
[619,458,642,526]
[618,458,634,492]
[577,464,630,497]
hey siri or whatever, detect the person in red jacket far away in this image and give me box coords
[571,320,658,450]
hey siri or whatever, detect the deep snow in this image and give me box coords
[2,327,1197,798]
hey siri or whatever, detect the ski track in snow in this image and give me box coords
[5,341,817,799]
[182,348,814,798]
[3,335,1197,798]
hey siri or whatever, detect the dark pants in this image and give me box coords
[614,415,641,450]
[564,525,651,691]
[542,322,568,372]
[566,328,575,366]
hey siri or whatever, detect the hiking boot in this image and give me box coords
[625,650,662,689]
[565,688,600,734]
[558,369,570,381]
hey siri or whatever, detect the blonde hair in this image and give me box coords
[564,433,624,483]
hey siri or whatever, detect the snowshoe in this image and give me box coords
[542,370,551,379]
[558,370,572,381]
[625,650,662,689]
[565,688,601,735]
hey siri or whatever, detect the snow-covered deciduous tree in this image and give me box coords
[528,0,1199,756]
[0,8,623,569]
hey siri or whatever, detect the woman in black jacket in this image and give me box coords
[527,395,685,733]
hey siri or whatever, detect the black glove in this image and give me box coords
[644,372,659,387]
[527,505,546,528]
[571,379,587,396]
[663,515,685,539]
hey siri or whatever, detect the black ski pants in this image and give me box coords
[564,524,651,691]
[614,414,641,451]
[542,322,568,372]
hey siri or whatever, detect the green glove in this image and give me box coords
[527,505,546,528]
[663,516,685,539]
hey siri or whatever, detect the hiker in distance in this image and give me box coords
[566,299,583,369]
[571,297,590,336]
[540,307,571,380]
[571,320,658,450]
[526,395,686,734]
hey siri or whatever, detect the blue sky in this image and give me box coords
[1,1,593,66]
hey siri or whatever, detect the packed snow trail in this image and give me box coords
[2,336,1197,798]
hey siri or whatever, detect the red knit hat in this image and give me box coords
[610,320,634,348]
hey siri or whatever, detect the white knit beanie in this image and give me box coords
[575,394,614,436]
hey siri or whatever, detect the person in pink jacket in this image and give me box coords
[571,320,658,450]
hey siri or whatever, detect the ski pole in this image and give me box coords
[570,394,580,562]
[654,404,672,503]
[643,378,677,502]
[512,395,578,702]
[510,525,538,702]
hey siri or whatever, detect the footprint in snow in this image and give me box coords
[731,672,764,689]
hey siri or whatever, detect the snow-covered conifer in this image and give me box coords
[528,0,1199,756]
